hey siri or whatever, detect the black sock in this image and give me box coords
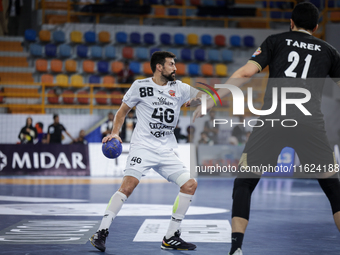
[229,232,244,254]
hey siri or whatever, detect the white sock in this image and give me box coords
[98,191,127,231]
[165,192,193,239]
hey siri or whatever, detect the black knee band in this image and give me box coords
[318,176,340,214]
[232,176,260,220]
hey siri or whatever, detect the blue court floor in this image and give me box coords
[0,177,339,255]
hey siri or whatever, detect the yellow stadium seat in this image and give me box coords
[181,77,191,85]
[55,74,68,86]
[70,31,82,43]
[135,75,147,80]
[39,30,51,42]
[187,34,198,46]
[65,59,77,73]
[70,74,83,86]
[215,64,228,77]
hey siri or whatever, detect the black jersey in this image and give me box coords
[249,30,340,126]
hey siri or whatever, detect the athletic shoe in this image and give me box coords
[229,248,243,255]
[161,230,196,250]
[89,229,109,252]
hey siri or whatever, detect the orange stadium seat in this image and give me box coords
[187,34,198,46]
[98,31,111,43]
[143,62,153,75]
[39,30,51,42]
[103,75,115,85]
[175,63,186,76]
[65,59,77,73]
[201,63,213,76]
[35,59,48,72]
[50,59,63,73]
[70,74,83,86]
[47,89,59,104]
[83,60,95,73]
[155,7,166,16]
[62,89,75,104]
[111,61,123,74]
[122,46,134,59]
[95,90,108,105]
[55,74,68,86]
[41,74,54,84]
[111,91,123,105]
[77,90,89,104]
[70,31,82,43]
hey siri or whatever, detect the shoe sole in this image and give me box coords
[89,237,106,252]
[161,245,196,250]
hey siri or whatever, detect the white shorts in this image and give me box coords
[124,146,190,187]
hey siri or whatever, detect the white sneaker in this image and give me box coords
[229,248,243,255]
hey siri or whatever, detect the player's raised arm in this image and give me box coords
[102,102,131,143]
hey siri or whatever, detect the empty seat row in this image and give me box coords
[47,89,123,105]
[41,74,116,86]
[29,44,116,59]
[25,29,111,44]
[36,59,127,74]
[25,29,255,47]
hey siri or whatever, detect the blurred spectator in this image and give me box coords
[101,112,114,139]
[35,122,47,144]
[47,114,75,144]
[174,121,187,143]
[18,117,37,144]
[198,131,213,145]
[117,60,134,84]
[0,0,7,35]
[186,125,195,143]
[74,129,88,144]
[120,110,137,143]
[204,111,219,144]
[232,116,246,144]
[6,0,23,36]
[228,136,239,145]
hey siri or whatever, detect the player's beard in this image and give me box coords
[162,71,175,81]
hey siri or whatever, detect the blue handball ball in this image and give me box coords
[102,138,122,159]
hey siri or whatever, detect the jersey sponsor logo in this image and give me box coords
[158,90,164,94]
[252,47,262,57]
[168,90,176,97]
[285,39,321,51]
[138,79,150,83]
[130,156,142,166]
[150,130,174,138]
[169,81,176,86]
[149,122,175,130]
[152,97,174,106]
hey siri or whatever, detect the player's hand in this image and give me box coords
[185,97,201,107]
[192,105,203,123]
[102,133,122,144]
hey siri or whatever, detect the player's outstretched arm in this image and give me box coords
[102,102,131,144]
[192,62,259,122]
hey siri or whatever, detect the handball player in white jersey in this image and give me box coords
[89,51,203,252]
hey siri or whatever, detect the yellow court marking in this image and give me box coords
[0,178,167,185]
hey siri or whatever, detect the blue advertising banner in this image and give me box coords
[0,144,90,176]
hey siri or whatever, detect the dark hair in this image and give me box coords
[150,51,176,73]
[292,2,319,31]
[53,114,58,120]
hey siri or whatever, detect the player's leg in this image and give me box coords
[90,146,150,252]
[318,176,340,231]
[230,124,286,255]
[89,176,139,252]
[292,125,340,232]
[157,150,197,250]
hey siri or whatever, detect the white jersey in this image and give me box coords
[122,78,199,150]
